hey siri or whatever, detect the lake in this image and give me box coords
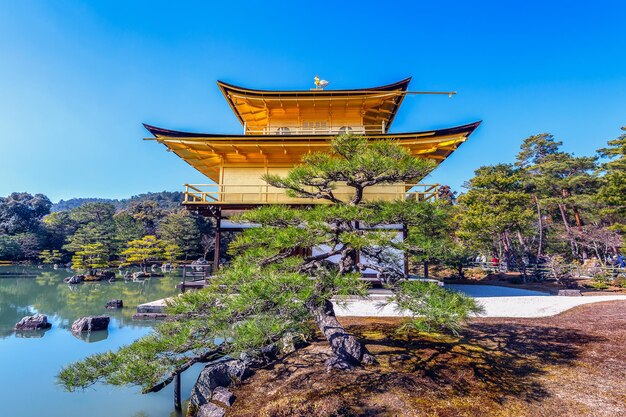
[0,265,204,417]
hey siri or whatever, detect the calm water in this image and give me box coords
[0,265,204,417]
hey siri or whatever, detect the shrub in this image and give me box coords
[587,276,610,290]
[613,277,626,289]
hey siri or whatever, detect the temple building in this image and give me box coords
[144,77,480,275]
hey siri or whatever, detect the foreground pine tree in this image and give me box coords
[58,135,482,393]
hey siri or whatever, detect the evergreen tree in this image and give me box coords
[63,203,116,261]
[157,210,207,260]
[59,135,482,397]
[39,249,63,265]
[121,235,166,272]
[457,164,534,270]
[71,243,110,272]
[516,134,598,260]
[597,127,626,232]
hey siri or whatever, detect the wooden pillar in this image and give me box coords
[423,261,429,279]
[213,215,221,272]
[402,225,409,276]
[174,372,181,411]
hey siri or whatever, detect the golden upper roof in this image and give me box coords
[217,78,412,135]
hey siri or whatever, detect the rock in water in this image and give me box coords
[211,387,234,407]
[15,314,52,331]
[132,271,150,280]
[197,403,225,417]
[64,275,85,284]
[100,270,116,282]
[105,299,123,309]
[71,316,110,333]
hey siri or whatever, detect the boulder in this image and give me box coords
[197,403,225,417]
[189,361,231,409]
[279,332,297,355]
[15,314,52,331]
[64,275,84,284]
[191,258,209,272]
[132,271,150,280]
[71,316,110,333]
[189,359,250,410]
[105,299,123,309]
[558,289,582,296]
[211,387,234,407]
[100,270,116,281]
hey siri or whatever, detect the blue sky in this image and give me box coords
[1,1,625,202]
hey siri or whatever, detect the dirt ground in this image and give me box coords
[226,301,626,417]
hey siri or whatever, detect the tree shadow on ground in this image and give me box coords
[257,320,602,416]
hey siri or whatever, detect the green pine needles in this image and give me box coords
[58,134,482,393]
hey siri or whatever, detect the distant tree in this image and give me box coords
[402,201,474,278]
[157,210,210,260]
[39,249,63,265]
[457,164,535,271]
[597,127,626,232]
[121,235,166,272]
[437,185,457,204]
[128,191,184,210]
[42,211,76,251]
[163,242,183,264]
[64,203,116,258]
[515,134,598,260]
[113,212,144,251]
[71,243,110,272]
[0,192,51,235]
[13,233,44,260]
[0,235,22,260]
[128,201,164,235]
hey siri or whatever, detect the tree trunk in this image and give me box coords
[558,203,578,259]
[306,298,376,370]
[534,195,543,259]
[174,372,181,411]
[570,205,588,259]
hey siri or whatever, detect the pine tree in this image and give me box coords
[58,135,482,396]
[120,235,166,272]
[597,127,626,232]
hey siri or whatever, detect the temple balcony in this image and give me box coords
[182,183,440,206]
[243,124,385,136]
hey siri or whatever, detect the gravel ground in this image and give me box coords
[334,294,626,318]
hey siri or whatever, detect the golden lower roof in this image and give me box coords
[144,121,481,182]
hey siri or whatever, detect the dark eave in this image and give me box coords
[143,120,481,140]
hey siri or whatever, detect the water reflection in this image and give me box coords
[72,329,109,343]
[0,265,182,338]
[14,328,51,338]
[0,265,194,417]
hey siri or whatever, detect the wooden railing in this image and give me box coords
[183,183,440,205]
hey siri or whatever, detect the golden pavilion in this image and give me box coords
[144,77,480,272]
